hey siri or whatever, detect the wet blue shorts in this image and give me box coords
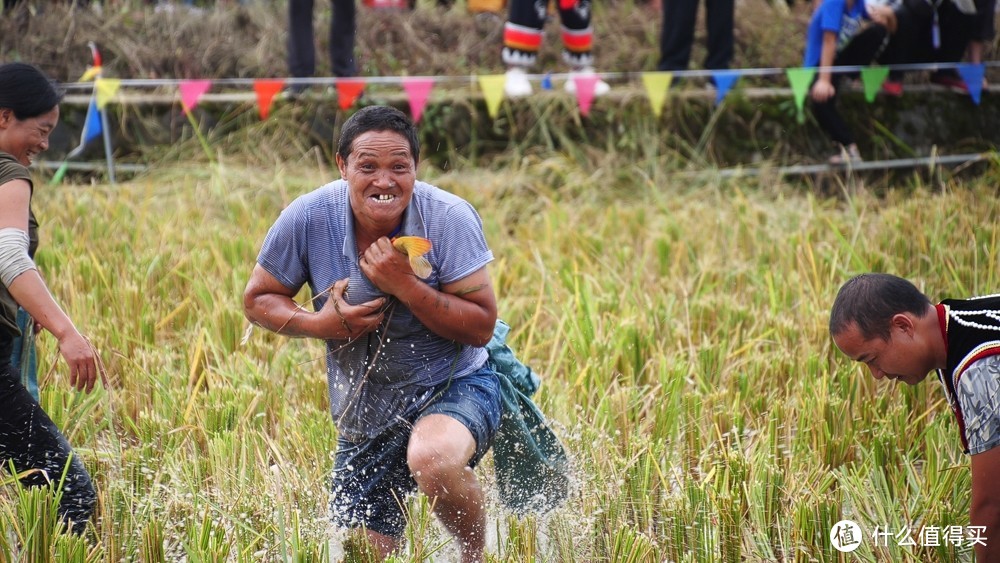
[328,364,501,538]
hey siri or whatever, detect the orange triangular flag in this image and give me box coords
[336,79,366,110]
[641,72,673,118]
[403,78,434,123]
[477,74,506,119]
[254,79,286,120]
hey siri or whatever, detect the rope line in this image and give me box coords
[58,60,1000,91]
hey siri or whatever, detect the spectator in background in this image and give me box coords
[657,0,734,83]
[804,0,898,163]
[288,0,357,92]
[931,0,993,90]
[880,0,980,92]
[501,0,610,98]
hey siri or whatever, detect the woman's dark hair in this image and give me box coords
[829,273,933,340]
[0,62,64,120]
[337,105,420,164]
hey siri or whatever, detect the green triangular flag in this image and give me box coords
[861,67,890,103]
[786,67,817,124]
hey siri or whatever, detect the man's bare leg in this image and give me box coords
[408,413,485,563]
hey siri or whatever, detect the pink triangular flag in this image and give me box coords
[254,79,286,120]
[179,79,212,114]
[403,78,434,123]
[336,79,366,110]
[573,74,598,117]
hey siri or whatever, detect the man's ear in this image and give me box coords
[891,313,916,336]
[335,153,347,177]
[0,108,12,128]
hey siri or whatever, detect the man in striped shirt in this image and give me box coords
[830,273,1000,560]
[244,106,500,562]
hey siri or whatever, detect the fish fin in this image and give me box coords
[392,236,432,257]
[410,256,433,279]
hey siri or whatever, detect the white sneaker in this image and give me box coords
[504,67,533,98]
[564,68,610,96]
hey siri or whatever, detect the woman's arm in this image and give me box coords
[0,179,103,392]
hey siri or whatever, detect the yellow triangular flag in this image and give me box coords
[95,78,121,110]
[641,72,673,118]
[79,65,102,82]
[477,74,507,119]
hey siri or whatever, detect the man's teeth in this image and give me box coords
[375,194,394,201]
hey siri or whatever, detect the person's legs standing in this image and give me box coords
[0,365,96,534]
[288,0,317,82]
[811,25,889,154]
[658,0,699,71]
[409,368,500,563]
[501,0,547,96]
[329,0,357,77]
[704,0,734,70]
[557,0,594,69]
[556,0,609,93]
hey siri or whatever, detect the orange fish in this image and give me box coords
[391,236,433,279]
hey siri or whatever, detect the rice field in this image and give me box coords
[2,151,997,561]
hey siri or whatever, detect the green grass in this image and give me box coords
[2,152,997,561]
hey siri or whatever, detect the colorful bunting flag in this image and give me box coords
[711,70,740,106]
[51,95,102,185]
[95,78,121,110]
[402,78,434,123]
[541,73,553,91]
[478,74,506,119]
[253,79,286,120]
[79,65,102,82]
[179,79,212,114]
[336,79,366,110]
[572,74,598,117]
[641,71,673,118]
[786,67,817,124]
[957,63,985,105]
[81,96,103,145]
[861,67,889,103]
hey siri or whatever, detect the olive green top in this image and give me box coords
[0,151,37,350]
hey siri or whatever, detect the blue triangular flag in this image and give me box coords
[82,96,102,144]
[957,64,985,105]
[540,73,553,91]
[711,70,741,106]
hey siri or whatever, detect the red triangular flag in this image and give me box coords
[179,79,212,114]
[336,79,366,110]
[254,79,286,120]
[402,78,434,124]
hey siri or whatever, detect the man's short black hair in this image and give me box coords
[829,273,933,340]
[337,105,420,164]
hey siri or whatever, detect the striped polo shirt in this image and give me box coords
[257,179,494,441]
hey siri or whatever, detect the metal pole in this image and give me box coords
[99,104,116,184]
